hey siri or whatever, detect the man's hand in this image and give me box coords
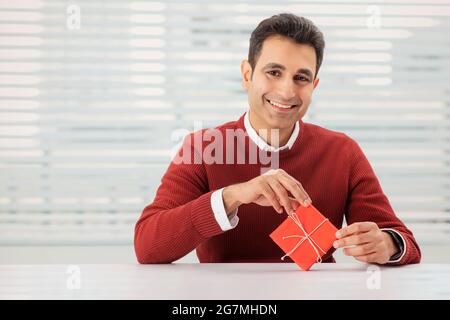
[222,169,312,216]
[333,222,400,264]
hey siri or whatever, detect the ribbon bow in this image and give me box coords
[281,211,329,263]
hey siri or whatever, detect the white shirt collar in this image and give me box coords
[244,111,300,152]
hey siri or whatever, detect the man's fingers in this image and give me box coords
[259,169,310,214]
[354,253,380,264]
[278,174,311,207]
[278,171,311,202]
[333,232,373,248]
[268,179,294,214]
[279,171,312,201]
[289,197,300,211]
[336,222,378,239]
[260,184,283,213]
[342,243,376,257]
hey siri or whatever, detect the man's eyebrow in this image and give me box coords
[262,62,286,70]
[262,63,314,78]
[297,68,313,79]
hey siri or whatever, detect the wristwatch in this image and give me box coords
[383,230,404,261]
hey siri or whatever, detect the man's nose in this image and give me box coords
[277,78,296,102]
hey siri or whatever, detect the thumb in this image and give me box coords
[289,197,300,211]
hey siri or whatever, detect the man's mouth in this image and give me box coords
[265,98,298,111]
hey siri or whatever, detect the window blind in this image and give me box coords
[1,0,449,246]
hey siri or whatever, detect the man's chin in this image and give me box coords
[267,116,298,130]
[249,103,302,130]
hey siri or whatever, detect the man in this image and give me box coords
[134,13,421,265]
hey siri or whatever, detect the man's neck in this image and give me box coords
[248,111,295,148]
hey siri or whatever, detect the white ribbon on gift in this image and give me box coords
[281,211,329,263]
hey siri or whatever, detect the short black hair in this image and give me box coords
[248,13,325,78]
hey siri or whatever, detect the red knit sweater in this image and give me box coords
[134,113,421,265]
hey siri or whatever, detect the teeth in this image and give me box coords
[268,99,292,109]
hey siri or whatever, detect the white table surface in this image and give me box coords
[1,263,449,300]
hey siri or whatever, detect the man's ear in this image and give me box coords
[240,59,252,91]
[313,77,320,89]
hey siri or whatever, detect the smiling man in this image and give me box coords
[134,13,421,265]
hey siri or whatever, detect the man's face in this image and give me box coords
[241,35,319,131]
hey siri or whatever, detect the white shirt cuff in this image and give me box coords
[380,228,407,263]
[211,188,239,231]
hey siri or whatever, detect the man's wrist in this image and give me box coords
[382,230,400,259]
[222,185,242,217]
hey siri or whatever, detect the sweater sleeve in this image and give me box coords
[134,133,224,264]
[344,138,421,265]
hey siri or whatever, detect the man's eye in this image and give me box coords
[267,70,280,77]
[295,76,310,82]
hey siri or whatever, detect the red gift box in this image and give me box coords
[270,204,338,271]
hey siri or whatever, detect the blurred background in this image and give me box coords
[1,0,450,264]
